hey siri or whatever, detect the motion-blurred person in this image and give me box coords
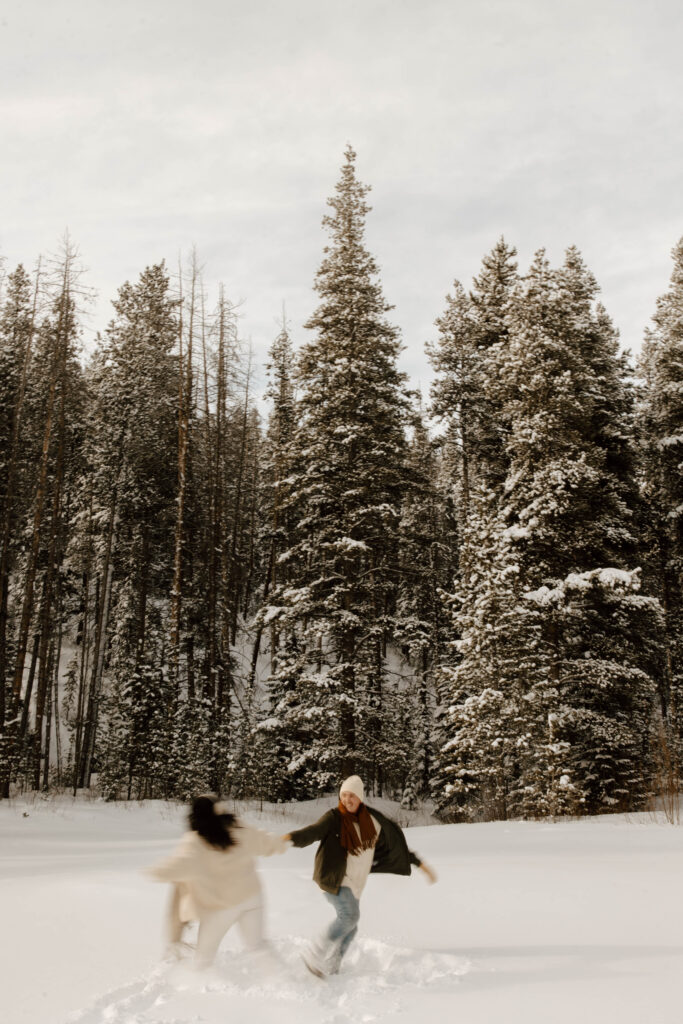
[148,794,287,968]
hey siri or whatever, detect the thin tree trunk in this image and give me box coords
[33,320,68,792]
[9,282,65,708]
[187,633,195,702]
[227,357,252,645]
[77,424,127,789]
[242,418,259,618]
[136,527,150,664]
[80,557,114,789]
[247,543,274,690]
[215,291,231,719]
[200,292,217,700]
[73,568,93,795]
[19,632,40,741]
[51,614,64,788]
[170,253,196,693]
[39,639,55,791]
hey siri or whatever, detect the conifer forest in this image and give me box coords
[1,147,682,821]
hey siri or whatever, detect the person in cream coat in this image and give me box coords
[148,794,287,967]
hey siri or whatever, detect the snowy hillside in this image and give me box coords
[1,798,682,1024]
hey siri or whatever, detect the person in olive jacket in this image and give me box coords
[283,774,437,977]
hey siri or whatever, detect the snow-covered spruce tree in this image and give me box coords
[393,407,459,801]
[430,498,532,820]
[76,264,179,797]
[249,321,301,800]
[0,265,38,751]
[428,238,519,512]
[638,239,683,755]
[435,248,661,820]
[266,147,412,796]
[262,320,298,650]
[428,239,520,819]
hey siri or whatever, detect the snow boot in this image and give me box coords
[301,950,326,979]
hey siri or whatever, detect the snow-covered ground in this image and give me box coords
[2,796,682,1024]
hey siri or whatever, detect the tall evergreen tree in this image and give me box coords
[268,147,411,794]
[435,247,661,819]
[429,238,519,513]
[74,263,178,797]
[0,265,38,747]
[247,322,299,799]
[638,239,683,748]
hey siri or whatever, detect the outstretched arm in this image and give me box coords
[241,825,289,857]
[418,861,437,884]
[283,810,335,848]
[407,846,437,884]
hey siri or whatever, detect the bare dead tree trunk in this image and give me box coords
[200,291,216,699]
[19,632,40,747]
[40,638,55,791]
[242,413,259,619]
[247,540,274,691]
[72,498,94,796]
[170,253,196,694]
[77,405,130,790]
[80,556,114,789]
[33,305,68,792]
[227,352,252,645]
[215,290,232,719]
[51,611,64,788]
[10,280,64,709]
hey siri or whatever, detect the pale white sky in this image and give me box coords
[1,0,682,398]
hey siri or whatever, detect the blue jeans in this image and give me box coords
[314,885,360,973]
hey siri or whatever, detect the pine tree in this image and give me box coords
[638,238,683,752]
[429,238,519,511]
[249,321,299,798]
[263,318,297,627]
[268,147,411,794]
[435,247,661,819]
[74,263,178,795]
[0,265,38,750]
[431,499,529,820]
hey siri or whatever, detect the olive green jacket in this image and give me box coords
[289,806,422,895]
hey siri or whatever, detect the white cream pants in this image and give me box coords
[167,885,264,967]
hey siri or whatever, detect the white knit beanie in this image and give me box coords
[339,775,364,801]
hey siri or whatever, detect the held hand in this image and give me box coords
[419,861,437,885]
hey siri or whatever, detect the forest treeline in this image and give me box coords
[1,147,681,820]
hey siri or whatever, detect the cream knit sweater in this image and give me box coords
[340,813,381,899]
[148,821,286,920]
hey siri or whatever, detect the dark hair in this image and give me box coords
[189,794,237,850]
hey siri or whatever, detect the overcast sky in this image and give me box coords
[1,0,682,400]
